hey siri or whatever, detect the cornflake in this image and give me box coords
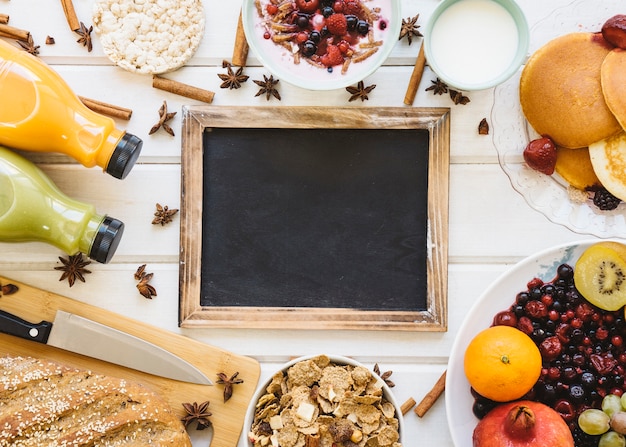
[248,355,402,447]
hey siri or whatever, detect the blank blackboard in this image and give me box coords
[179,106,450,331]
[200,127,429,311]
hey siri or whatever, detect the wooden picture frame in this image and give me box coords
[179,106,449,331]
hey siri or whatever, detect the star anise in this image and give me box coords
[449,89,470,105]
[149,100,177,136]
[218,60,249,89]
[0,283,18,296]
[17,36,40,56]
[425,78,448,95]
[373,363,395,388]
[54,253,91,287]
[135,268,157,299]
[216,371,244,403]
[75,22,93,52]
[253,74,281,101]
[152,203,179,225]
[181,401,212,430]
[399,14,422,45]
[346,80,376,102]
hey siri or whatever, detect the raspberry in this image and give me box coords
[593,188,621,211]
[343,1,361,16]
[326,13,348,36]
[320,44,344,67]
[295,0,319,13]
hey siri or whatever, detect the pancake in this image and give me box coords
[589,132,626,201]
[519,32,622,149]
[555,146,601,190]
[601,48,626,131]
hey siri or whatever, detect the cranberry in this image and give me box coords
[492,310,517,327]
[554,399,577,422]
[525,300,548,319]
[517,316,534,335]
[540,336,563,361]
[556,323,572,343]
[541,294,554,307]
[527,277,544,290]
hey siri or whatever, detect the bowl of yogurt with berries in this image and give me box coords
[242,0,400,90]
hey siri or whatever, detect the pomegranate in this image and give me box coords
[473,400,574,447]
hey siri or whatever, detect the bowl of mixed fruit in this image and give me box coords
[242,0,401,90]
[447,240,626,447]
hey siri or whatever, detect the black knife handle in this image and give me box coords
[0,309,53,343]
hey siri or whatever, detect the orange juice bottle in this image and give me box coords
[0,39,142,179]
[0,146,124,263]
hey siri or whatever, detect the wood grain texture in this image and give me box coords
[179,106,449,331]
[0,275,261,447]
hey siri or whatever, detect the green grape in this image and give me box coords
[604,395,624,417]
[579,409,611,435]
[621,393,626,411]
[599,431,626,447]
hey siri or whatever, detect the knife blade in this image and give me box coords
[0,309,212,385]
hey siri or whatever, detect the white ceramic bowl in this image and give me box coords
[242,0,401,90]
[423,0,529,91]
[243,354,404,446]
[446,240,605,447]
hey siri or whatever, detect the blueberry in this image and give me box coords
[569,384,586,402]
[309,30,321,43]
[301,40,317,57]
[346,15,358,31]
[356,20,369,35]
[321,6,334,17]
[296,14,309,28]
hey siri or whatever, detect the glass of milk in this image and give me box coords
[423,0,529,91]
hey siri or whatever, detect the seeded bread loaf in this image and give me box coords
[0,355,192,446]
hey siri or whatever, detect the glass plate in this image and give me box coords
[446,240,600,447]
[491,0,626,238]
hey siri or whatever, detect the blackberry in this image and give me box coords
[592,187,621,211]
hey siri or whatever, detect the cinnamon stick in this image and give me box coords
[232,8,249,67]
[0,23,30,42]
[414,370,446,417]
[0,14,9,25]
[78,96,133,121]
[152,75,215,103]
[60,0,81,31]
[403,41,426,106]
[400,397,416,415]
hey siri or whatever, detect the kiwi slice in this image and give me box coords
[574,243,626,311]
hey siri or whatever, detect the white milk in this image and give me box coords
[430,0,519,86]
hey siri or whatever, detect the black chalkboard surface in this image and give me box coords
[179,106,449,331]
[200,127,429,311]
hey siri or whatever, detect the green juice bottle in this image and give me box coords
[0,147,124,263]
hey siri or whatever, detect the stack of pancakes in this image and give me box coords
[519,31,626,201]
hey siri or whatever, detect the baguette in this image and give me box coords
[0,356,192,446]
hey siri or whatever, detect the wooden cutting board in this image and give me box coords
[0,276,260,447]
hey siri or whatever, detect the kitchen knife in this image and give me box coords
[0,309,212,385]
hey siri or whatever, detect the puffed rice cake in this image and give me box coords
[92,0,205,74]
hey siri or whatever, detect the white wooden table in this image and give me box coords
[0,0,602,445]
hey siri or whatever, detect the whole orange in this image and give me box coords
[464,325,542,402]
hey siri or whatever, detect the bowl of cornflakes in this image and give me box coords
[244,354,404,447]
[242,0,401,90]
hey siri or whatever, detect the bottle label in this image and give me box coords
[0,61,37,124]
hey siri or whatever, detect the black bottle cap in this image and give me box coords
[106,133,143,180]
[89,216,124,264]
